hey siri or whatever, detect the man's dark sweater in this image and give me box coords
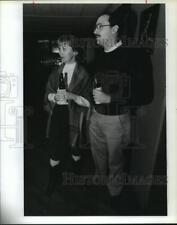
[91,45,154,115]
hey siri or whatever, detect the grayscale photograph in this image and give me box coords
[23,3,166,216]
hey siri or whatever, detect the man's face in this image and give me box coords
[94,15,115,48]
[58,41,76,64]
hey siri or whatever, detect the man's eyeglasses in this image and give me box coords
[94,23,111,30]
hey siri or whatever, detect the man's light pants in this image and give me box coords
[89,110,130,196]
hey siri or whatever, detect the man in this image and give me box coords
[89,12,154,208]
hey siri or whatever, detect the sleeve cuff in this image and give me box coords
[75,96,90,107]
[48,93,56,103]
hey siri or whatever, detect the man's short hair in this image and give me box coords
[100,4,137,39]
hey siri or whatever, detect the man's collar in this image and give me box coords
[104,40,122,53]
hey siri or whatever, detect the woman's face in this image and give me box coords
[58,41,77,64]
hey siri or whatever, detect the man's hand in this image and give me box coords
[93,88,111,104]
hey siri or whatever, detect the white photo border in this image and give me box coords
[0,0,177,224]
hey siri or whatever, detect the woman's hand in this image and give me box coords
[66,92,90,107]
[54,90,67,102]
[66,92,77,101]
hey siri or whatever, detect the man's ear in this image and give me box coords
[112,25,119,34]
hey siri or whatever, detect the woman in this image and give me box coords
[44,35,92,195]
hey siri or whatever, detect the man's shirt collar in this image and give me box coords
[104,40,122,53]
